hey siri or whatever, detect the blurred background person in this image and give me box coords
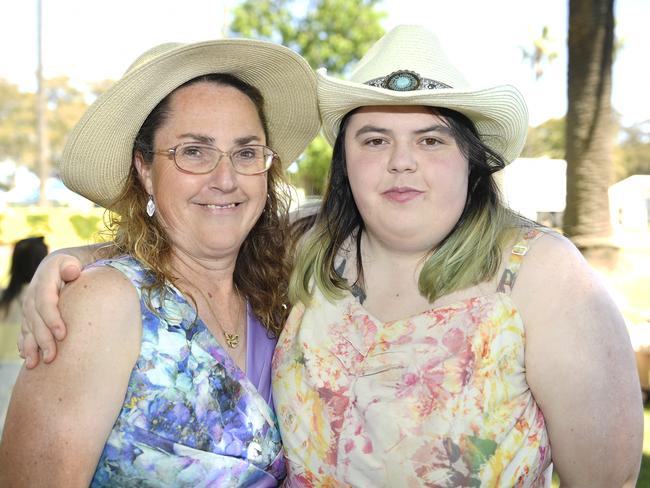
[0,235,48,436]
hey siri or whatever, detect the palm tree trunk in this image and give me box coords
[564,0,616,261]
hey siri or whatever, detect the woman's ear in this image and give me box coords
[134,152,154,195]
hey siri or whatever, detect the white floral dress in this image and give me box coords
[272,231,551,487]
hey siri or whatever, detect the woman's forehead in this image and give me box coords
[347,106,449,130]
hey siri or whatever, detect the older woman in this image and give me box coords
[16,26,643,487]
[0,39,319,486]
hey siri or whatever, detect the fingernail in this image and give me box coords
[43,348,50,359]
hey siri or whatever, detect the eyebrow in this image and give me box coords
[353,124,453,137]
[354,125,388,137]
[178,133,262,146]
[414,124,453,136]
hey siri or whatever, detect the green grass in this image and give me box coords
[639,407,650,487]
[551,406,649,487]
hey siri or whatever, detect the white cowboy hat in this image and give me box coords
[318,24,528,163]
[61,39,321,208]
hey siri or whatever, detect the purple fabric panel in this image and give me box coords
[245,304,276,407]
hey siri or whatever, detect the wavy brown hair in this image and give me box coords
[103,74,293,336]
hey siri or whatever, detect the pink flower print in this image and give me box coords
[362,437,374,454]
[317,385,350,464]
[394,331,414,346]
[396,359,447,417]
[329,309,378,369]
[442,327,465,354]
[317,386,350,432]
[344,439,355,454]
[381,319,415,344]
[403,372,419,387]
[438,328,475,390]
[423,336,439,347]
[426,306,456,326]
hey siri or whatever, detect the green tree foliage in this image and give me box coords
[230,0,386,195]
[69,214,102,241]
[88,79,115,99]
[0,79,36,166]
[522,117,565,159]
[231,0,385,73]
[520,26,558,81]
[26,214,51,235]
[523,115,648,185]
[614,121,650,180]
[292,134,332,196]
[45,77,88,170]
[0,77,92,173]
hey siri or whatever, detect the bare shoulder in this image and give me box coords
[517,230,590,281]
[511,229,628,360]
[60,265,139,321]
[57,264,142,358]
[511,230,606,312]
[62,263,136,298]
[511,230,643,485]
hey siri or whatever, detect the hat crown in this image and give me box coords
[317,24,528,164]
[125,43,182,75]
[349,25,469,90]
[61,39,320,208]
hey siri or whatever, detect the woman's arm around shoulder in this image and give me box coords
[0,264,142,487]
[511,232,643,487]
[20,242,110,368]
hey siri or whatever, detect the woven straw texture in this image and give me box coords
[318,25,528,163]
[62,39,320,208]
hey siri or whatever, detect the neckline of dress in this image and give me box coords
[344,289,519,326]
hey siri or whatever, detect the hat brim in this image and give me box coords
[62,39,320,208]
[318,69,528,164]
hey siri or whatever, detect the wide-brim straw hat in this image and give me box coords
[318,24,528,163]
[62,39,320,208]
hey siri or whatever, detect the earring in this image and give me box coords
[146,195,156,217]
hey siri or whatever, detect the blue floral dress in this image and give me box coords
[89,256,285,487]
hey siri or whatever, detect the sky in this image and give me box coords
[1,0,649,128]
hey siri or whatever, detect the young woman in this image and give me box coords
[274,25,642,487]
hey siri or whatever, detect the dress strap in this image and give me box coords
[497,228,544,295]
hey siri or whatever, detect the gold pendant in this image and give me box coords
[224,333,240,348]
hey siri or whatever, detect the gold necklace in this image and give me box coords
[196,288,243,349]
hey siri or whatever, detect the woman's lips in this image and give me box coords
[381,187,423,203]
[195,201,242,213]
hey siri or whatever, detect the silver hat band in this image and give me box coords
[364,69,451,92]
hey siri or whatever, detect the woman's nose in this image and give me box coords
[386,143,417,173]
[208,154,238,191]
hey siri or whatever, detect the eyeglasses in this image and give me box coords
[152,142,277,176]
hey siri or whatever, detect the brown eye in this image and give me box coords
[365,138,387,146]
[181,145,203,158]
[421,137,441,146]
